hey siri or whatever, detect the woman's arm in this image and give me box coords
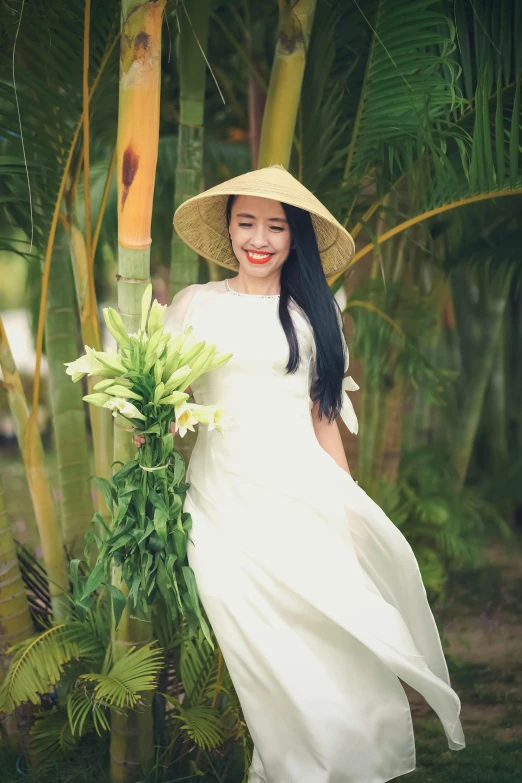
[310,399,351,475]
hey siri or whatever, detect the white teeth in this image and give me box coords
[248,252,271,259]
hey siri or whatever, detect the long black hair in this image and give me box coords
[226,194,346,423]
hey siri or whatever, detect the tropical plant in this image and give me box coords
[0,599,163,760]
[343,278,458,486]
[372,444,512,596]
[320,0,522,284]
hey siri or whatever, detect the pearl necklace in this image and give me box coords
[225,278,280,299]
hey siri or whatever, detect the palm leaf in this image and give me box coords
[79,643,163,709]
[179,635,220,707]
[162,695,225,751]
[342,1,522,261]
[0,0,119,257]
[0,624,77,713]
[0,611,107,714]
[30,707,79,761]
[342,0,462,188]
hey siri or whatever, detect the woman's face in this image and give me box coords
[228,195,292,278]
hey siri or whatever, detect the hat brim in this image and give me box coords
[173,167,355,278]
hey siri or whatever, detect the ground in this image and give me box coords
[399,541,522,782]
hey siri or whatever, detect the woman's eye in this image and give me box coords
[238,222,284,232]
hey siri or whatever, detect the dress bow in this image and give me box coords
[339,375,359,435]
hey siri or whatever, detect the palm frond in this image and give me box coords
[162,695,225,751]
[0,611,107,714]
[67,689,110,738]
[79,643,163,710]
[29,707,79,761]
[346,278,456,396]
[0,0,119,257]
[0,624,77,713]
[179,635,220,707]
[343,0,463,188]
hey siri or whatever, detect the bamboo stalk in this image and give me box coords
[66,215,114,529]
[0,320,68,620]
[45,227,94,558]
[110,1,166,778]
[170,0,210,298]
[258,0,317,168]
[451,279,509,488]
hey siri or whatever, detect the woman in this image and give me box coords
[134,165,465,782]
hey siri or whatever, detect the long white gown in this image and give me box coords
[164,279,465,783]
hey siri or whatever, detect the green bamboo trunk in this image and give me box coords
[0,475,33,749]
[110,1,165,778]
[45,226,94,558]
[67,215,114,526]
[170,0,210,298]
[451,284,509,488]
[258,0,317,168]
[0,319,68,621]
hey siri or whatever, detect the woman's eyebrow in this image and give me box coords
[236,212,288,224]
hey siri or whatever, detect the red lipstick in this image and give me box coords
[245,251,273,265]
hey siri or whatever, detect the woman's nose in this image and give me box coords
[250,224,270,247]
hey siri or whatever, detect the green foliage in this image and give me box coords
[372,444,512,595]
[0,618,105,714]
[346,279,457,396]
[0,600,163,760]
[0,0,119,259]
[159,633,252,780]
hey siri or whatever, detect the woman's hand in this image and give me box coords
[132,421,178,448]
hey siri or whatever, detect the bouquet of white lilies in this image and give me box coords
[65,285,232,647]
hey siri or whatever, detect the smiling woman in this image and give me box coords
[168,165,465,782]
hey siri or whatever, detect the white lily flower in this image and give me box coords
[208,402,230,437]
[185,403,215,426]
[103,397,146,421]
[181,401,230,436]
[65,345,107,382]
[147,298,168,336]
[173,401,199,438]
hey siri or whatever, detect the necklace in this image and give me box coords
[225,278,280,299]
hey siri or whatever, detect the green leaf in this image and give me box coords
[112,460,139,482]
[153,507,169,542]
[79,643,163,710]
[171,450,186,484]
[172,528,188,562]
[82,560,106,597]
[92,477,115,514]
[106,585,127,630]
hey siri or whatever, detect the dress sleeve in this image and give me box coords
[163,284,199,335]
[311,308,359,435]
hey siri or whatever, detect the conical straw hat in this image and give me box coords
[173,164,355,278]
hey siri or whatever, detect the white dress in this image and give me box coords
[164,279,465,783]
